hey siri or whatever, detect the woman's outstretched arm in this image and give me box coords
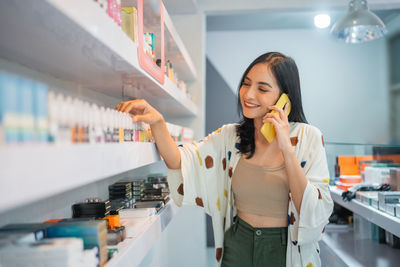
[116,99,181,169]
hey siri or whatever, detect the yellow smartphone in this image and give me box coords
[260,93,291,143]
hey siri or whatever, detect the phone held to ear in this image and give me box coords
[260,93,291,143]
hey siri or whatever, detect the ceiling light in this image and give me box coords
[330,0,387,43]
[314,14,331,29]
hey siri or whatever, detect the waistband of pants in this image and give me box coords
[234,216,288,239]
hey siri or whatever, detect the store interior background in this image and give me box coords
[144,0,400,266]
[0,0,399,266]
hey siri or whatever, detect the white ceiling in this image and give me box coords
[207,9,400,31]
[163,0,400,31]
[197,0,400,15]
[164,0,400,14]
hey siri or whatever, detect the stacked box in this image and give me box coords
[131,179,145,202]
[396,204,400,218]
[356,191,378,206]
[0,238,94,267]
[46,220,107,266]
[72,200,111,218]
[142,176,170,203]
[385,204,397,217]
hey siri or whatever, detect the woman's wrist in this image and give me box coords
[282,144,296,158]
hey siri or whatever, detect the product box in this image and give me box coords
[372,198,379,209]
[385,204,397,217]
[378,191,400,205]
[390,169,400,191]
[356,191,378,206]
[378,201,386,212]
[395,204,400,218]
[0,238,90,267]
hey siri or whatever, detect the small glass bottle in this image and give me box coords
[105,108,113,143]
[118,111,124,143]
[59,95,73,145]
[47,91,58,143]
[82,101,90,143]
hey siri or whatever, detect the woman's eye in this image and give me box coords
[258,88,268,93]
[242,83,250,87]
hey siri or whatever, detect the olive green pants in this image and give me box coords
[221,217,287,267]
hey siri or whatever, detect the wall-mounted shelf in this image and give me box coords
[330,186,400,237]
[0,143,161,214]
[321,225,400,267]
[106,200,179,267]
[163,3,197,82]
[0,0,197,117]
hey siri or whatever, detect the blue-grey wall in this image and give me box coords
[205,57,240,134]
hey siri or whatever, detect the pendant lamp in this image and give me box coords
[330,0,387,43]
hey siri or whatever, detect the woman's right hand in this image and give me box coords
[115,99,163,125]
[116,99,181,169]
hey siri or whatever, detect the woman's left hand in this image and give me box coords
[262,103,293,153]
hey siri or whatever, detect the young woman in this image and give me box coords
[116,52,333,267]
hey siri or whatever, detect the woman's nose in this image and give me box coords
[245,85,257,99]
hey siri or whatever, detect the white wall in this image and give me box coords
[206,29,389,144]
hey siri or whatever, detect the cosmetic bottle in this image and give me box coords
[104,108,113,143]
[118,111,124,142]
[100,107,108,143]
[47,91,58,143]
[2,73,19,143]
[82,101,90,143]
[124,113,133,142]
[58,95,72,145]
[19,78,35,143]
[112,110,120,143]
[33,82,49,143]
[70,98,80,143]
[91,104,102,144]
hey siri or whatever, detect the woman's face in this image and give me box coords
[239,63,281,120]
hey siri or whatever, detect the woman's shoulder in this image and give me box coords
[290,122,323,138]
[211,123,239,136]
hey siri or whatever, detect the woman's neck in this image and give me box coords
[253,118,269,146]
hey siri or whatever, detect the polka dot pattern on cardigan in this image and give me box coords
[317,188,322,199]
[205,156,214,169]
[216,248,223,262]
[290,212,296,225]
[290,137,298,146]
[177,183,184,195]
[195,197,204,207]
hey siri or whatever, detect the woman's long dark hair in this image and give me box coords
[237,52,308,159]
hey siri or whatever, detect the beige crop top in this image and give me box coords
[232,156,289,218]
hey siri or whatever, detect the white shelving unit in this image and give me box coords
[330,186,400,237]
[0,0,202,265]
[106,201,179,267]
[0,0,197,117]
[0,143,161,214]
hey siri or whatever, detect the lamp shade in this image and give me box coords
[330,0,387,43]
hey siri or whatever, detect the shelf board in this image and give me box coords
[321,225,400,267]
[0,0,197,117]
[0,142,161,214]
[330,186,400,237]
[106,201,179,267]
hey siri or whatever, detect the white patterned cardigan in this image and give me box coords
[167,122,333,267]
